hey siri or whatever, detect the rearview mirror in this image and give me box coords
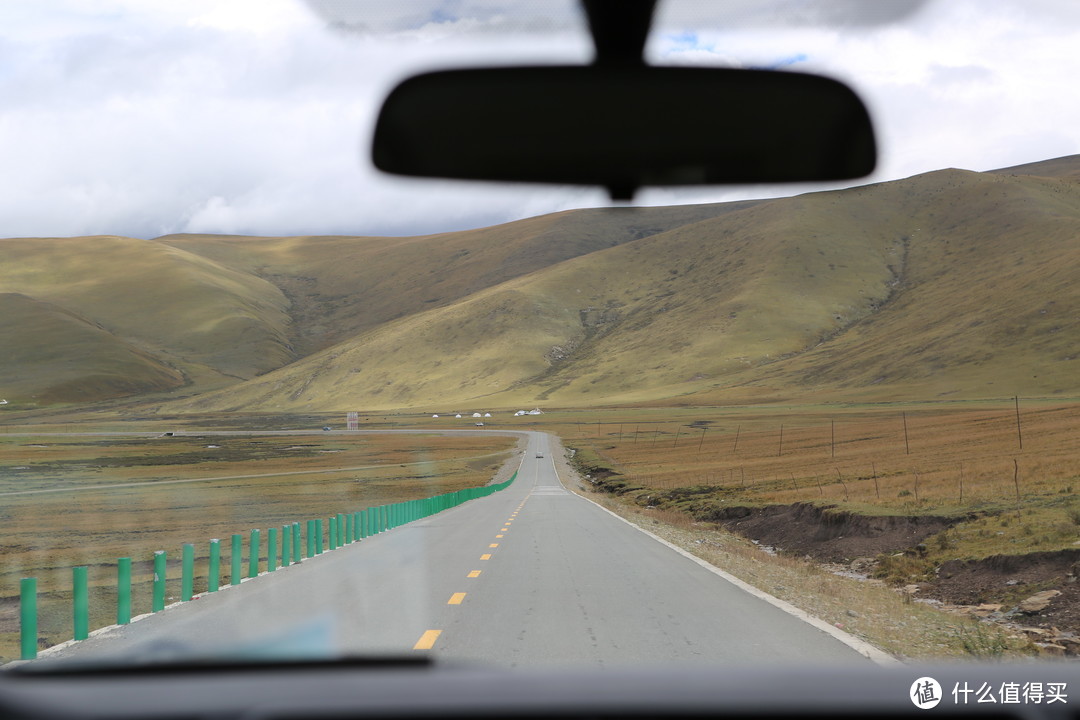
[372,66,875,199]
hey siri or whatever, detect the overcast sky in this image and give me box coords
[1,0,1078,239]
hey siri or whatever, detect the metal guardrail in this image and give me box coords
[18,470,518,660]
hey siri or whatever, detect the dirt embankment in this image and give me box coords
[932,551,1080,642]
[698,503,1079,646]
[698,503,956,563]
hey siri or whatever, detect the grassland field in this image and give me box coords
[535,401,1080,560]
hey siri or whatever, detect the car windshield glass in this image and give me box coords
[1,0,1078,671]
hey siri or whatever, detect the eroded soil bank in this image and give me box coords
[699,502,955,563]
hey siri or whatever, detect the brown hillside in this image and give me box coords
[688,168,1080,403]
[991,153,1080,178]
[0,235,294,403]
[4,160,1078,410]
[166,162,1080,412]
[0,293,185,403]
[155,201,761,357]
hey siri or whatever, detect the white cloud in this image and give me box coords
[0,0,1078,239]
[646,0,1080,194]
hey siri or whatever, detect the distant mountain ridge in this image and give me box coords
[2,157,1077,410]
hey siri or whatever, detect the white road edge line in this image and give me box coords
[546,434,902,667]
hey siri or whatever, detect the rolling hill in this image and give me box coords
[0,203,751,407]
[2,157,1077,411]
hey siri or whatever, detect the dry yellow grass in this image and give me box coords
[569,402,1079,516]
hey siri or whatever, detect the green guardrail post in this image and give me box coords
[315,518,323,554]
[249,528,260,578]
[281,526,290,567]
[117,558,132,624]
[345,512,353,544]
[73,566,89,641]
[293,522,302,563]
[306,520,315,557]
[152,550,167,612]
[20,578,37,660]
[329,516,337,550]
[181,543,194,601]
[208,540,220,592]
[231,534,242,585]
[268,527,278,572]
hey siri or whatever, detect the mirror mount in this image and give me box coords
[583,0,657,67]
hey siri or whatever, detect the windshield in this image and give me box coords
[1,0,1078,674]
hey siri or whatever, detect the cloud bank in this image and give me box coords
[0,0,1077,239]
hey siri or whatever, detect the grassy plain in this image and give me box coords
[0,425,516,663]
[490,400,1080,560]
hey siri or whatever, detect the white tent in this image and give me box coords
[455,414,462,418]
[528,408,543,415]
[514,410,526,416]
[472,412,482,417]
[483,412,492,417]
[432,414,439,418]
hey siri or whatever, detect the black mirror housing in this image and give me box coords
[372,65,876,199]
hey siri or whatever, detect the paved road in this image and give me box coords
[44,431,877,668]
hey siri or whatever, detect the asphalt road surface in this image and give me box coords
[43,431,877,668]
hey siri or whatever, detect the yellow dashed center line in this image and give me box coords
[448,592,466,605]
[413,630,441,650]
[480,554,492,560]
[501,527,509,531]
[495,534,504,538]
[467,570,481,578]
[489,543,499,548]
